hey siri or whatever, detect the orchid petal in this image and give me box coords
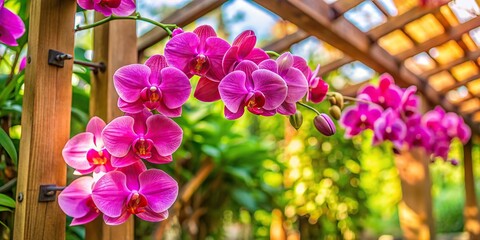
[92,171,130,217]
[258,59,278,73]
[160,67,191,108]
[118,97,145,114]
[252,70,287,110]
[102,116,137,157]
[204,37,230,81]
[126,109,152,135]
[137,209,169,222]
[245,48,269,64]
[193,25,217,52]
[110,151,139,168]
[282,68,308,103]
[58,176,94,218]
[70,210,100,226]
[224,105,245,120]
[277,52,294,75]
[139,169,178,213]
[117,161,146,191]
[145,55,168,86]
[237,35,256,59]
[86,117,106,147]
[218,71,248,113]
[111,0,136,16]
[62,132,96,170]
[145,115,183,156]
[156,101,183,118]
[103,210,131,226]
[194,77,221,102]
[113,64,150,103]
[165,32,199,73]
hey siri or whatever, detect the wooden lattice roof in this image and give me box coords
[136,0,480,134]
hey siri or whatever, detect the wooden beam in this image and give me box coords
[330,0,363,16]
[396,17,480,60]
[85,12,137,240]
[137,0,226,53]
[13,1,77,239]
[252,0,480,135]
[421,49,480,78]
[262,30,309,53]
[368,7,442,40]
[318,56,353,76]
[441,74,480,93]
[463,139,480,239]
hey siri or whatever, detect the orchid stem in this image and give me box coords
[266,51,280,58]
[75,13,177,36]
[297,102,321,115]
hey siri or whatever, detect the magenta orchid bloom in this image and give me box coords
[92,162,178,225]
[58,177,100,226]
[62,117,115,178]
[114,55,191,117]
[442,112,471,144]
[102,110,183,167]
[340,103,382,138]
[258,52,308,115]
[19,57,26,72]
[222,30,269,74]
[404,114,432,150]
[165,25,231,102]
[77,0,135,17]
[0,0,25,46]
[373,109,407,150]
[292,56,328,103]
[359,74,403,110]
[399,86,419,118]
[218,60,287,120]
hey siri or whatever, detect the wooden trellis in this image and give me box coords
[12,0,480,239]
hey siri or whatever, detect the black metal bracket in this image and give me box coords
[48,49,72,68]
[38,184,65,202]
[48,49,106,73]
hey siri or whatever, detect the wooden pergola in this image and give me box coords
[13,0,480,239]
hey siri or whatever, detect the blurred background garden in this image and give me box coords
[1,0,480,239]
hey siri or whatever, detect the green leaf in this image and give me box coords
[0,128,17,164]
[0,194,16,208]
[0,206,12,212]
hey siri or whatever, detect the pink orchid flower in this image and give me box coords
[19,57,26,72]
[101,110,183,167]
[292,56,329,103]
[58,176,100,226]
[340,102,382,138]
[359,74,403,110]
[114,55,191,117]
[222,30,269,74]
[218,60,287,120]
[92,162,178,225]
[165,25,231,102]
[0,0,25,46]
[258,52,308,115]
[373,109,407,150]
[62,117,115,178]
[77,0,135,17]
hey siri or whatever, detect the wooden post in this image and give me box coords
[85,12,137,240]
[395,148,435,240]
[13,1,77,239]
[463,139,480,239]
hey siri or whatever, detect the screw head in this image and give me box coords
[17,192,23,202]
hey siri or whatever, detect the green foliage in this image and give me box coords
[0,129,17,165]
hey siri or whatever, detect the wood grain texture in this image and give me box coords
[395,148,435,240]
[85,12,137,240]
[13,1,77,239]
[463,140,480,239]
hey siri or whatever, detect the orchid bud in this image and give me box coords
[172,28,184,37]
[313,113,336,136]
[332,92,344,109]
[450,159,459,166]
[329,105,342,120]
[289,110,303,130]
[328,96,336,105]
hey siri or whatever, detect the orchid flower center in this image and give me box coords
[99,0,121,8]
[127,192,148,214]
[140,86,162,110]
[133,137,154,159]
[245,91,266,114]
[86,197,100,213]
[86,148,109,165]
[189,54,210,76]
